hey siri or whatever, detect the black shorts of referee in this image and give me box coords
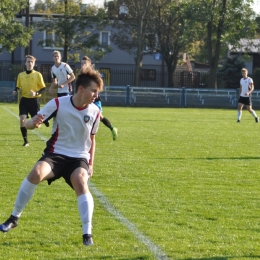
[19,97,40,118]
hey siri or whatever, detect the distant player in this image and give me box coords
[12,55,46,146]
[0,64,103,246]
[237,68,259,123]
[81,56,118,140]
[49,50,75,97]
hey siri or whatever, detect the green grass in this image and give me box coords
[0,103,260,260]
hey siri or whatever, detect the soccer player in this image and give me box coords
[81,56,118,140]
[237,68,259,123]
[49,50,75,97]
[12,55,46,146]
[0,64,103,246]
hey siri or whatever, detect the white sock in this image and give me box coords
[237,110,242,120]
[12,178,37,218]
[251,110,257,118]
[77,193,94,235]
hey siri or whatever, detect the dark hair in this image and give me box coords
[75,65,103,92]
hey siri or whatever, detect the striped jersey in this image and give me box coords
[38,96,100,160]
[51,62,74,94]
[240,77,253,97]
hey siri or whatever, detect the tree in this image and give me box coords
[218,54,245,88]
[110,0,155,86]
[146,0,198,87]
[0,0,34,53]
[190,0,257,88]
[36,0,111,63]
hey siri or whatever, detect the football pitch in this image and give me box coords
[0,103,260,260]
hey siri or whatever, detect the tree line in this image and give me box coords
[0,0,259,88]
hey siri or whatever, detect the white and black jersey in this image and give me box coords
[51,62,74,94]
[38,96,100,161]
[240,77,253,97]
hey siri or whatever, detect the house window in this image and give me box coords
[43,30,63,49]
[100,31,110,48]
[140,69,156,81]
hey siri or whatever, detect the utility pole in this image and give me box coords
[24,0,30,56]
[63,0,69,62]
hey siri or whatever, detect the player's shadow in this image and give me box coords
[59,257,151,260]
[154,156,260,160]
[184,256,260,260]
[204,156,260,160]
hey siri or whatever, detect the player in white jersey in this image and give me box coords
[237,68,259,123]
[49,50,75,97]
[81,56,118,140]
[0,64,103,247]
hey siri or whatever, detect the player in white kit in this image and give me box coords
[237,68,259,123]
[0,64,103,246]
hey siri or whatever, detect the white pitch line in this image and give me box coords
[2,105,169,260]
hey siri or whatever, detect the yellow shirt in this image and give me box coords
[16,70,45,98]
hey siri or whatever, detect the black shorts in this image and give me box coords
[57,93,69,97]
[238,96,251,106]
[38,153,89,189]
[19,97,40,118]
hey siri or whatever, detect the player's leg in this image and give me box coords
[246,105,259,122]
[70,165,94,246]
[20,114,29,145]
[19,98,30,146]
[0,161,54,232]
[237,102,243,122]
[100,113,118,140]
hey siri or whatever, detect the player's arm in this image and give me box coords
[12,87,20,96]
[25,114,45,129]
[88,134,96,178]
[30,87,46,97]
[239,85,242,96]
[249,82,254,94]
[59,72,75,88]
[49,78,57,95]
[13,74,21,95]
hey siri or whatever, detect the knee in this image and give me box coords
[27,166,43,184]
[71,172,89,196]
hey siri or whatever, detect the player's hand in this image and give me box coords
[32,114,45,128]
[12,91,17,96]
[58,84,64,89]
[88,165,93,178]
[30,90,36,97]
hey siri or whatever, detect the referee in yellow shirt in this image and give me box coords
[12,55,46,146]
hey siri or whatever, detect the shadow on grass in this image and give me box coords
[154,157,260,160]
[58,257,151,260]
[184,256,260,260]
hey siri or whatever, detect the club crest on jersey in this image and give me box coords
[84,115,90,123]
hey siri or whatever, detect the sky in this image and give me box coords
[30,0,260,13]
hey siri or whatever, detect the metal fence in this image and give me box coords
[2,84,260,109]
[0,63,242,89]
[99,86,241,108]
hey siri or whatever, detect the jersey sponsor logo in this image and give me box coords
[84,115,90,123]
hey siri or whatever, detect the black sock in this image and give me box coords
[101,117,113,130]
[20,127,28,143]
